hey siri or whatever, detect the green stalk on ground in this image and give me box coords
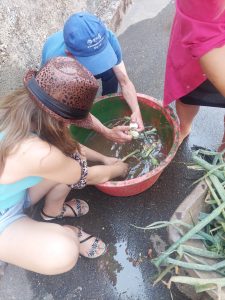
[137,148,225,298]
[153,201,225,268]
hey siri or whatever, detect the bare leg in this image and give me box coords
[29,180,105,257]
[0,180,105,274]
[0,218,80,275]
[176,100,200,144]
[29,180,88,218]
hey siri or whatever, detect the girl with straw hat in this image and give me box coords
[0,57,128,274]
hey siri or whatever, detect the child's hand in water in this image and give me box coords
[113,160,129,178]
[86,159,129,184]
[102,157,128,178]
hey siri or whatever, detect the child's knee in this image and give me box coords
[42,234,79,275]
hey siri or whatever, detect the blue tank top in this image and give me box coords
[0,133,43,210]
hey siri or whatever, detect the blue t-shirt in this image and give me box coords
[0,133,43,211]
[0,176,42,211]
[41,30,122,73]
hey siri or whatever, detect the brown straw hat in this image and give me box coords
[24,56,99,124]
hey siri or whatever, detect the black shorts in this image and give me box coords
[180,79,225,108]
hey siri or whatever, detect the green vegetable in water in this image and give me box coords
[129,130,139,139]
[129,122,138,130]
[85,116,166,180]
[121,149,140,162]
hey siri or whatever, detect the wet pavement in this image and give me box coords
[0,1,224,300]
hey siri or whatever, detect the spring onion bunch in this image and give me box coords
[140,148,225,299]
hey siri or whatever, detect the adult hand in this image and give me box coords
[131,111,144,131]
[104,126,132,143]
[113,62,144,131]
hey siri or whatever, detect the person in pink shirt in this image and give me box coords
[164,0,225,144]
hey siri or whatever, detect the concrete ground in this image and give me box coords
[0,1,224,300]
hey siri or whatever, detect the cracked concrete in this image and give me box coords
[0,0,131,95]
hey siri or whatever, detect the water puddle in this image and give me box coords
[98,241,148,298]
[115,242,144,291]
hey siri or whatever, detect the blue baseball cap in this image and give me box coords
[63,12,118,75]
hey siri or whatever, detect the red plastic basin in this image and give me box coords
[71,93,180,197]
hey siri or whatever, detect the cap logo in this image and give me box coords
[86,33,104,50]
[87,39,93,45]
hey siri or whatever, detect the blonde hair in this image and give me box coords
[0,88,80,174]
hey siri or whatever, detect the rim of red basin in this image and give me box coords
[95,93,180,189]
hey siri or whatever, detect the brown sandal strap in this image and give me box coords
[78,227,106,258]
[41,204,66,220]
[88,237,101,257]
[80,235,94,244]
[64,203,78,217]
[80,232,100,258]
[80,235,101,258]
[41,199,87,221]
[65,199,83,217]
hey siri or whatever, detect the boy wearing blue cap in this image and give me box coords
[41,12,144,143]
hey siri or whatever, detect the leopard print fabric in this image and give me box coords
[24,57,99,124]
[68,152,88,189]
[36,57,99,110]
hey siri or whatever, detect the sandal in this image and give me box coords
[41,199,89,221]
[78,227,107,259]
